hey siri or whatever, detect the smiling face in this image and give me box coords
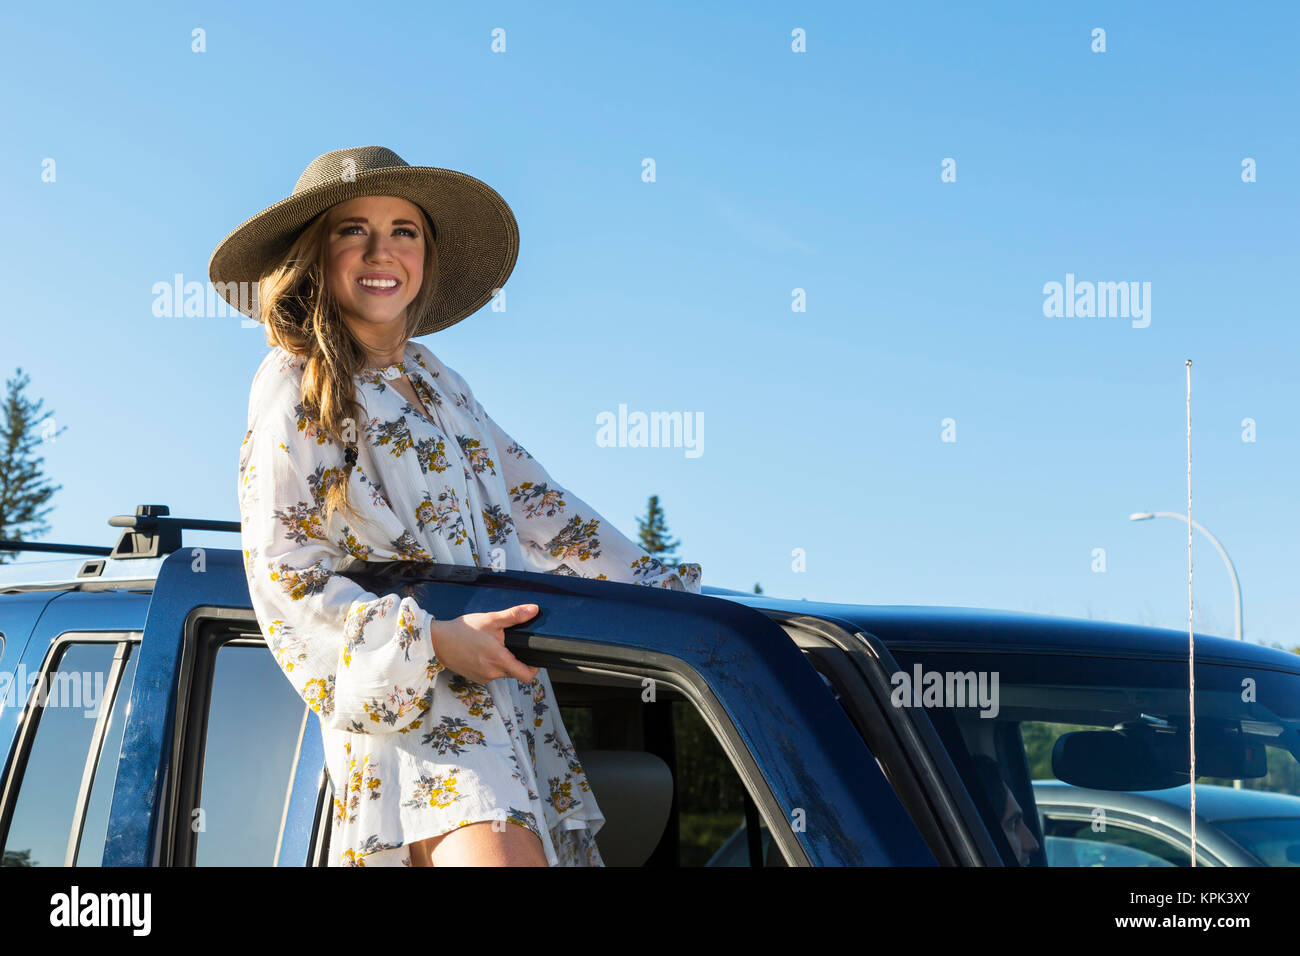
[323,194,436,351]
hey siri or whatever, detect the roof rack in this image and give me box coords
[0,539,111,557]
[1,504,241,562]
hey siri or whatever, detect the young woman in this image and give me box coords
[212,146,702,867]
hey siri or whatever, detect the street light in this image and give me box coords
[1129,512,1242,641]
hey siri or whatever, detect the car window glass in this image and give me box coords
[888,649,1300,868]
[672,699,750,865]
[1042,831,1178,866]
[1214,817,1300,866]
[2,642,119,866]
[192,641,308,866]
[1041,813,1190,865]
[74,649,139,864]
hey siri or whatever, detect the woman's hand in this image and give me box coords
[428,604,541,684]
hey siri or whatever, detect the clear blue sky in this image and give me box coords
[2,1,1296,648]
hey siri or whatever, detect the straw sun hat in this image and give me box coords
[208,145,519,337]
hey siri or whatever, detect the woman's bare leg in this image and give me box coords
[408,821,548,867]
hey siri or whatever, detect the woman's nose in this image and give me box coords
[366,235,395,259]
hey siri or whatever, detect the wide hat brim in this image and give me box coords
[208,146,518,337]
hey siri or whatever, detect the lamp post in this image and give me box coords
[1129,512,1242,641]
[1131,511,1245,790]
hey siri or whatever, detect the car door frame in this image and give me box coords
[764,610,1006,865]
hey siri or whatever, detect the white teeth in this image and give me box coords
[358,278,398,288]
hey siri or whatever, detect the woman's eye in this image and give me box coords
[339,226,418,237]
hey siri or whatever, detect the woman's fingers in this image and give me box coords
[497,603,539,624]
[445,604,541,683]
[499,649,541,684]
[488,604,539,682]
[466,603,538,633]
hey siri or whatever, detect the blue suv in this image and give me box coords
[3,504,1298,867]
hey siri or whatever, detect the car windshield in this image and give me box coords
[885,647,1300,867]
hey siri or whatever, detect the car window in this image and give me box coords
[1041,813,1190,865]
[671,698,750,865]
[1214,817,1300,866]
[1,636,137,867]
[886,647,1300,867]
[1042,833,1176,866]
[189,638,309,866]
[72,649,139,865]
[560,699,761,865]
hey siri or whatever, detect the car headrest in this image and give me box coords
[576,749,674,867]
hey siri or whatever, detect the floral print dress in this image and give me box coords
[237,340,702,866]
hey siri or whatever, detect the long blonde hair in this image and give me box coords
[256,203,438,527]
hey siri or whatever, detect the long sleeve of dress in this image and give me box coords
[471,395,703,594]
[238,377,444,736]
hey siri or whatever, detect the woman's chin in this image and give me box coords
[343,302,411,329]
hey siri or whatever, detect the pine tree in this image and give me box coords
[0,369,65,564]
[753,582,763,594]
[635,494,681,569]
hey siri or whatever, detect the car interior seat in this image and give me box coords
[575,748,674,866]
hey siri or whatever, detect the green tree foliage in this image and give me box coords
[635,494,681,569]
[0,369,65,564]
[673,700,747,864]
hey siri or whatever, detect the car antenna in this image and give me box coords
[1185,359,1197,867]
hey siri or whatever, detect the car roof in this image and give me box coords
[700,588,1300,672]
[1033,780,1300,822]
[0,555,166,591]
[2,556,1295,674]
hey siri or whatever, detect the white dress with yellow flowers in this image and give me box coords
[237,340,702,866]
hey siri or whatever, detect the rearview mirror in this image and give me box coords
[1053,719,1267,790]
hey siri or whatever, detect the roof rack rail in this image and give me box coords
[0,504,241,563]
[107,504,241,558]
[0,540,112,557]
